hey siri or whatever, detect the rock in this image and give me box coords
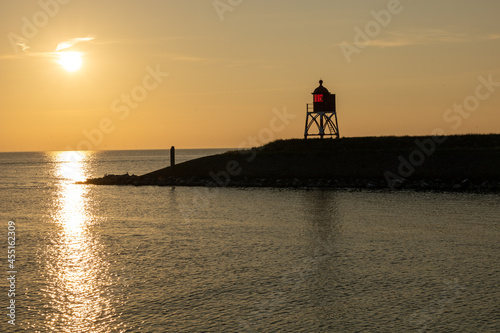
[317,179,327,187]
[392,179,405,190]
[420,180,430,189]
[292,178,301,187]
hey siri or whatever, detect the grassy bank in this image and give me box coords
[84,134,500,191]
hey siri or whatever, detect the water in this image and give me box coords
[0,150,499,332]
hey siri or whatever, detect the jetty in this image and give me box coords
[82,134,500,192]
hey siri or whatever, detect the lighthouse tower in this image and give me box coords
[304,80,340,139]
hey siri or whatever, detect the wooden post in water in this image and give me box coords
[170,146,175,167]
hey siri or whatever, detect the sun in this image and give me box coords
[58,52,82,72]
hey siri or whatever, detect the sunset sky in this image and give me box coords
[1,0,499,151]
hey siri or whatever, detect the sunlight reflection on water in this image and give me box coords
[39,151,122,332]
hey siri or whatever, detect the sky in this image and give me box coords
[0,0,499,151]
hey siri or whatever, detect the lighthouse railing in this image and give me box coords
[307,103,314,113]
[306,103,336,114]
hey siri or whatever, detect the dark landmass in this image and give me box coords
[82,134,500,192]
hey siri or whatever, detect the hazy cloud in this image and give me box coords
[56,37,95,51]
[338,27,500,49]
[14,38,30,53]
[366,28,500,48]
[1,37,95,60]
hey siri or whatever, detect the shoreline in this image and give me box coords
[82,134,500,192]
[82,174,500,192]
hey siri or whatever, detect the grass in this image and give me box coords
[139,134,500,182]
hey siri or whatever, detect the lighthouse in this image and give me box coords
[304,80,340,139]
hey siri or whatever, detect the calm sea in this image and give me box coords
[0,150,498,332]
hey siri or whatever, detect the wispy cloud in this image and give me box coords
[340,27,500,48]
[371,28,500,47]
[56,37,95,51]
[171,55,212,63]
[1,36,96,60]
[15,38,30,52]
[90,35,217,47]
[2,35,221,61]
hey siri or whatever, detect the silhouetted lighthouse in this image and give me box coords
[304,80,340,139]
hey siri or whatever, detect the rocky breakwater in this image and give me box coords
[84,173,500,192]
